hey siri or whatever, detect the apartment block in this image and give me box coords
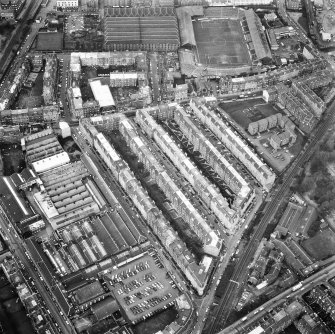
[190,98,275,190]
[136,109,238,232]
[118,117,223,256]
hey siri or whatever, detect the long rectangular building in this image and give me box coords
[91,130,213,295]
[190,99,275,190]
[0,106,60,125]
[104,7,180,51]
[172,104,254,214]
[243,9,272,61]
[119,117,222,256]
[135,109,238,232]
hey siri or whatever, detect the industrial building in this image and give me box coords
[89,79,115,110]
[190,98,275,190]
[135,109,239,232]
[43,54,58,106]
[266,29,279,50]
[22,129,104,229]
[33,161,101,229]
[272,237,313,274]
[118,116,223,255]
[23,129,66,165]
[67,87,100,119]
[104,7,180,52]
[41,220,109,275]
[276,200,317,237]
[72,280,106,308]
[0,105,60,125]
[80,116,215,295]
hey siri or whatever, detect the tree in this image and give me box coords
[299,177,314,193]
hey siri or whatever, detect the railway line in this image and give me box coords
[206,99,335,334]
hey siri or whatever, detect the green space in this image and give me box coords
[0,20,15,52]
[36,32,63,51]
[64,14,103,51]
[0,269,34,334]
[293,134,335,214]
[193,19,251,66]
[302,228,335,260]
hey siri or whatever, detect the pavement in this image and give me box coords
[72,127,197,333]
[220,260,335,333]
[148,53,160,103]
[192,190,264,334]
[206,94,335,334]
[0,206,74,334]
[57,53,72,120]
[0,0,49,97]
[0,0,37,80]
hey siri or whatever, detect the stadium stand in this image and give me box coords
[104,7,180,51]
[243,9,272,60]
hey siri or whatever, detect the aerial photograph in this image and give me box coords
[0,0,335,334]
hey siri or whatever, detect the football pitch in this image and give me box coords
[193,19,251,67]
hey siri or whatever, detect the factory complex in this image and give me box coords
[0,123,191,332]
[0,1,335,334]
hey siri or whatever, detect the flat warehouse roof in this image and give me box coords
[89,80,115,108]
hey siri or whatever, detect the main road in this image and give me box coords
[206,97,335,334]
[220,260,335,334]
[0,0,42,83]
[71,127,196,334]
[0,206,74,334]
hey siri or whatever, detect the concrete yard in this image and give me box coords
[105,253,179,324]
[220,99,280,129]
[219,99,305,172]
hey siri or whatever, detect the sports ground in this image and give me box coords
[192,19,251,67]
